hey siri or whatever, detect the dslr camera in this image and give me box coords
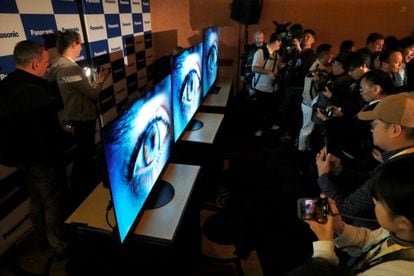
[297,197,330,224]
[307,69,332,92]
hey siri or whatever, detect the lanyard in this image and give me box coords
[389,147,414,159]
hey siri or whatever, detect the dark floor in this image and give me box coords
[1,92,320,275]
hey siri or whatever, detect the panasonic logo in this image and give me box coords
[30,29,54,36]
[90,25,104,30]
[143,2,149,6]
[0,31,19,38]
[134,21,142,26]
[94,50,107,56]
[114,68,123,74]
[137,58,145,62]
[144,21,150,24]
[132,1,140,5]
[128,81,137,87]
[86,0,100,3]
[105,0,115,3]
[116,88,126,94]
[102,97,113,104]
[62,27,80,32]
[107,24,119,29]
[111,47,121,51]
[119,0,129,4]
[0,74,7,80]
[122,22,131,27]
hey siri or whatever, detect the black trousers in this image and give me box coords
[70,120,97,203]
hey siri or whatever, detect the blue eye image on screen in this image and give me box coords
[171,42,203,141]
[101,75,173,243]
[202,25,220,97]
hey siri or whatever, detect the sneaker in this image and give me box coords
[270,124,280,130]
[254,130,263,137]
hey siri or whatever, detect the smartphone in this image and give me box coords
[297,197,329,223]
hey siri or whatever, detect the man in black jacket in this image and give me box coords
[0,40,68,255]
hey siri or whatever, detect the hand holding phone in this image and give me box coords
[297,197,330,224]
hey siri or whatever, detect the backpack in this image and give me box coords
[242,44,269,85]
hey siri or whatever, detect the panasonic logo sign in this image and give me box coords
[132,1,140,5]
[30,29,54,36]
[90,25,104,31]
[143,2,149,6]
[105,0,115,3]
[108,24,119,29]
[114,68,123,74]
[122,22,131,27]
[116,88,126,94]
[111,47,121,51]
[62,27,80,32]
[102,97,113,104]
[86,0,100,3]
[94,50,107,56]
[0,31,19,38]
[134,21,142,26]
[119,0,129,4]
[128,81,137,87]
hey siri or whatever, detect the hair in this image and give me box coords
[398,36,414,50]
[315,43,332,59]
[13,40,45,66]
[284,257,350,276]
[373,158,414,224]
[366,32,384,45]
[339,40,354,54]
[361,69,394,95]
[379,48,403,65]
[344,51,369,72]
[254,30,264,36]
[56,29,81,55]
[384,35,398,50]
[303,29,316,39]
[289,23,303,39]
[269,32,282,44]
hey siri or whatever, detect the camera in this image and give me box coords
[297,197,329,223]
[317,105,335,118]
[307,69,332,92]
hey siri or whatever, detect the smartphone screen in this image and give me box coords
[297,198,329,223]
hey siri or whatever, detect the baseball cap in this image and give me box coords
[357,93,414,127]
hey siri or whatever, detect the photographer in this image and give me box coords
[298,43,333,152]
[251,33,282,137]
[280,29,317,142]
[304,158,414,275]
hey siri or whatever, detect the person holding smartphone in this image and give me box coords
[46,30,109,205]
[302,158,414,275]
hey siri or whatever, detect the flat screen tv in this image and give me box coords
[171,42,203,141]
[202,25,220,97]
[101,75,173,243]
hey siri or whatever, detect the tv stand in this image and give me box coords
[145,180,175,209]
[187,119,204,131]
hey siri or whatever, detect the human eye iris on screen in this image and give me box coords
[126,106,171,194]
[179,62,201,115]
[207,40,218,73]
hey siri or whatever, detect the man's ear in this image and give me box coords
[31,60,38,71]
[397,215,413,231]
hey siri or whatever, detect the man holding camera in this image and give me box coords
[315,93,414,229]
[251,32,282,137]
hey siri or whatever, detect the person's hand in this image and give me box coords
[316,107,328,122]
[327,153,343,175]
[323,86,333,98]
[372,148,384,163]
[330,106,343,118]
[316,147,330,176]
[98,66,110,82]
[305,195,345,240]
[268,71,276,80]
[293,38,302,52]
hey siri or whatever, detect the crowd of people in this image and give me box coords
[240,24,414,275]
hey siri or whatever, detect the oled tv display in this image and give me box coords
[171,42,203,141]
[202,25,220,97]
[101,75,173,243]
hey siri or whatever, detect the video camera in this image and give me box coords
[272,21,303,68]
